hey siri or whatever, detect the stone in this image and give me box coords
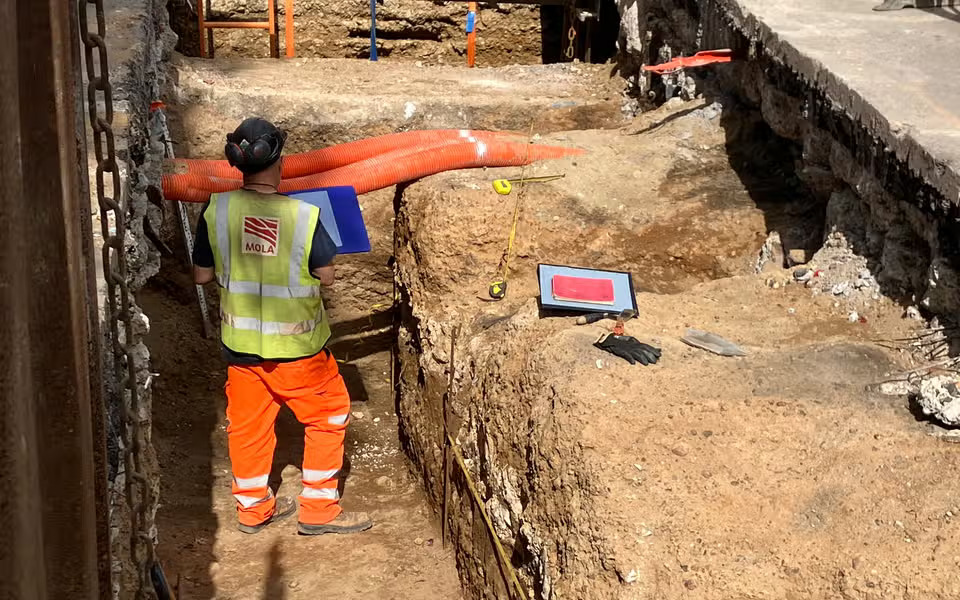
[756,231,786,274]
[916,376,960,426]
[787,248,808,266]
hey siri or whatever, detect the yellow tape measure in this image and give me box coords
[492,174,565,195]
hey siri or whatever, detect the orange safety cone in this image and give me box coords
[642,49,733,74]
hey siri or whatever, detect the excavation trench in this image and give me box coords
[146,55,960,600]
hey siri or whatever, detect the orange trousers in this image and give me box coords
[225,350,350,527]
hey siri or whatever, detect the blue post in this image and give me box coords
[370,0,378,61]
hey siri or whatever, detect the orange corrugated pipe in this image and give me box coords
[279,137,580,193]
[163,138,582,203]
[167,129,521,180]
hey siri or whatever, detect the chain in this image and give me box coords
[564,2,577,59]
[78,1,157,599]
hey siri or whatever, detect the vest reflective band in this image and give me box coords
[205,190,331,359]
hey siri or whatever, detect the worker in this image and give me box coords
[192,117,373,536]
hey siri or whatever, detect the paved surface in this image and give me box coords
[723,0,960,204]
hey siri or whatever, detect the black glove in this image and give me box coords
[594,334,662,366]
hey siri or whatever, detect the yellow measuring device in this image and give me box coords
[492,174,565,195]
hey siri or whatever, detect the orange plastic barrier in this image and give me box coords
[642,49,733,74]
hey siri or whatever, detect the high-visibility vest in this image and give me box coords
[205,190,331,359]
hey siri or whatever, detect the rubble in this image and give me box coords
[916,376,960,427]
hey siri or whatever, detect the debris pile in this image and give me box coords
[806,230,881,306]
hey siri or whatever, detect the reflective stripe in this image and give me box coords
[475,140,487,158]
[300,487,340,500]
[289,201,314,287]
[234,493,271,508]
[328,414,349,425]
[234,474,269,489]
[302,468,339,482]
[215,193,231,282]
[222,280,322,299]
[222,314,318,336]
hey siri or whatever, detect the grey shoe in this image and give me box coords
[298,511,373,535]
[237,496,297,534]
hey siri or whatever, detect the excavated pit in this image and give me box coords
[149,58,628,598]
[155,49,960,600]
[394,100,960,599]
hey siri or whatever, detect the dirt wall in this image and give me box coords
[169,0,542,65]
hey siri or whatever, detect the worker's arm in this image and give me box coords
[192,202,216,284]
[309,213,339,286]
[194,265,215,284]
[311,263,335,286]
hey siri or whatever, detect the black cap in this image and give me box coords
[224,117,287,174]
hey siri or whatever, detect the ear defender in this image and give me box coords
[224,133,247,167]
[224,128,286,173]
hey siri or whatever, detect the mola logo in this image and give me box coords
[242,216,279,256]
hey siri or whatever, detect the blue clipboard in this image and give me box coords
[287,186,371,254]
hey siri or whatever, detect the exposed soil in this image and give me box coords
[158,50,960,600]
[142,263,462,599]
[170,0,541,65]
[169,57,629,159]
[393,101,960,599]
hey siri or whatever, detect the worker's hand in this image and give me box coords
[193,265,215,285]
[594,334,661,366]
[312,265,335,285]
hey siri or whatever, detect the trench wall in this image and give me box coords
[629,0,960,318]
[99,0,176,597]
[168,0,542,65]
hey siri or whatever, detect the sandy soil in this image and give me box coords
[169,58,628,158]
[393,101,960,599]
[142,265,462,599]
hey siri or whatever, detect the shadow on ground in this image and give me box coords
[144,262,384,598]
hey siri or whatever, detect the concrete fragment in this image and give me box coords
[916,376,960,426]
[756,231,785,274]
